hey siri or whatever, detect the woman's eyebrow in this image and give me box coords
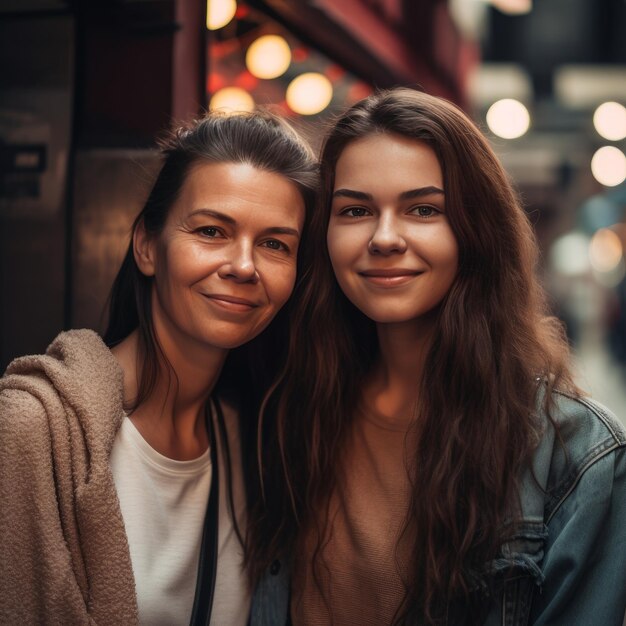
[332,189,373,201]
[262,226,301,238]
[333,187,445,202]
[186,209,299,237]
[398,186,444,200]
[188,208,237,225]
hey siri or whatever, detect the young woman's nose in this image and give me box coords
[217,240,259,283]
[368,213,407,255]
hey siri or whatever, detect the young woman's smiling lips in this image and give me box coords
[358,268,424,287]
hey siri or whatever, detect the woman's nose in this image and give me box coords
[367,214,407,255]
[217,241,259,283]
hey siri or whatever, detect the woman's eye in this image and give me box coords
[410,205,438,218]
[198,226,222,238]
[340,206,370,217]
[263,239,289,252]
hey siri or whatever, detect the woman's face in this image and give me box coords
[136,161,305,352]
[327,133,458,325]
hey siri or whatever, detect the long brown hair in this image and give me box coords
[248,88,577,623]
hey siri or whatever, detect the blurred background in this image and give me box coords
[1,0,625,421]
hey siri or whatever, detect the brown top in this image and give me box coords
[0,330,138,624]
[291,406,416,626]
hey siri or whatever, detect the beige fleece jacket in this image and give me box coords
[0,329,138,625]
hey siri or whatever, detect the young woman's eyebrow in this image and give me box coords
[398,186,444,200]
[332,189,373,201]
[333,187,444,202]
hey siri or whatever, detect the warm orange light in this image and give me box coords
[207,0,237,30]
[589,228,623,272]
[489,0,532,15]
[209,87,254,113]
[286,73,333,115]
[246,35,291,80]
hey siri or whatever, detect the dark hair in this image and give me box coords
[248,88,577,623]
[104,110,317,414]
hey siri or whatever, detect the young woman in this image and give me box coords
[248,89,626,625]
[0,110,316,625]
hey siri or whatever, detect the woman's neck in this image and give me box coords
[363,318,435,429]
[110,325,227,460]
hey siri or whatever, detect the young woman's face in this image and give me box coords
[137,161,305,351]
[327,133,458,325]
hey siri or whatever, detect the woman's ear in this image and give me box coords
[133,218,156,277]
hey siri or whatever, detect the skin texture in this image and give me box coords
[138,161,305,353]
[327,133,459,426]
[113,161,305,459]
[328,133,458,327]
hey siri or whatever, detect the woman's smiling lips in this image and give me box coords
[358,268,424,287]
[202,293,260,312]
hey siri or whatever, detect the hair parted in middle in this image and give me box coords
[247,88,576,623]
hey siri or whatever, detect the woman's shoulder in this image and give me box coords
[529,389,626,520]
[3,328,113,373]
[542,389,626,459]
[0,382,49,447]
[0,329,124,442]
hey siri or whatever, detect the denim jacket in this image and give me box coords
[249,391,626,626]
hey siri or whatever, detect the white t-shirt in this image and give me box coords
[110,405,250,626]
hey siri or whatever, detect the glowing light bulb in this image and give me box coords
[593,102,626,141]
[286,73,333,115]
[246,35,291,80]
[206,0,237,30]
[209,87,254,113]
[486,99,530,139]
[591,146,626,187]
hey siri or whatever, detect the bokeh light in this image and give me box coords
[209,87,254,113]
[486,99,530,139]
[207,0,237,30]
[246,35,291,80]
[488,0,532,15]
[550,232,591,276]
[593,102,626,141]
[591,146,626,187]
[286,73,333,115]
[589,228,623,273]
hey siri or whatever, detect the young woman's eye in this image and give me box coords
[340,206,370,218]
[410,205,439,218]
[262,239,289,252]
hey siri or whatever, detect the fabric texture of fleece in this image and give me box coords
[0,329,139,625]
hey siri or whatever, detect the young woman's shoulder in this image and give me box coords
[549,389,625,448]
[525,390,626,625]
[535,390,626,503]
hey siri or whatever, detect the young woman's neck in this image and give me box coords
[111,322,227,460]
[364,317,436,428]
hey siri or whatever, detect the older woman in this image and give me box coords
[0,110,316,625]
